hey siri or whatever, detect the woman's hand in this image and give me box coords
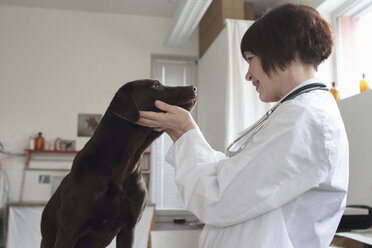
[136,100,197,142]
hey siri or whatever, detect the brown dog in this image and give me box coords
[40,79,197,248]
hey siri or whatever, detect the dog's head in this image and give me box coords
[109,79,197,123]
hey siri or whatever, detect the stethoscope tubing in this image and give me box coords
[225,83,328,157]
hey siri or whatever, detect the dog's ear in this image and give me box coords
[109,85,139,123]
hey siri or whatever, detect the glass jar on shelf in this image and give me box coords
[34,132,44,150]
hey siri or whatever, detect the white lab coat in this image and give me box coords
[166,79,349,248]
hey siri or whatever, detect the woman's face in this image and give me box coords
[244,51,283,102]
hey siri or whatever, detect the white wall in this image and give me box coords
[0,5,198,202]
[338,90,372,206]
[197,28,228,152]
[315,7,336,89]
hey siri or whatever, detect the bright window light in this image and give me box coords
[337,4,372,98]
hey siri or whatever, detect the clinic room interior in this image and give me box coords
[0,0,371,247]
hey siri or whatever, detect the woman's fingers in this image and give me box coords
[136,116,165,132]
[137,113,162,128]
[155,100,176,112]
[139,110,163,120]
[136,101,196,134]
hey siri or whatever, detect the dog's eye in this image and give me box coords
[153,82,160,88]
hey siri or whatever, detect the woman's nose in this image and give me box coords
[245,70,252,81]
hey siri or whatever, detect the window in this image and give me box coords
[335,0,372,98]
[150,56,197,210]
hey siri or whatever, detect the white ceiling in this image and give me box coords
[0,0,330,47]
[0,0,283,18]
[0,0,180,17]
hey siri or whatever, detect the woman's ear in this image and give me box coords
[108,85,139,123]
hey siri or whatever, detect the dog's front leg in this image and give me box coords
[116,227,134,248]
[53,232,77,248]
[116,169,148,248]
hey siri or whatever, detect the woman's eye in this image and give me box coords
[246,57,253,64]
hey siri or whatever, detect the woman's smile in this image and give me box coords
[253,80,259,91]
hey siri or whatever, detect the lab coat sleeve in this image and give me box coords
[166,103,335,227]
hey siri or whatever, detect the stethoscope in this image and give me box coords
[225,83,329,157]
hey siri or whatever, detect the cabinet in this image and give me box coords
[338,90,372,207]
[21,149,151,202]
[7,203,156,248]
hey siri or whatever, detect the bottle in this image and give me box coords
[29,135,35,150]
[360,74,369,92]
[54,137,62,151]
[34,132,45,150]
[330,82,340,101]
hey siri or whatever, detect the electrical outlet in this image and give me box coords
[39,175,51,184]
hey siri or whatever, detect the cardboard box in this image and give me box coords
[244,2,255,20]
[199,0,245,58]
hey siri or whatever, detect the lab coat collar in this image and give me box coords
[278,78,322,103]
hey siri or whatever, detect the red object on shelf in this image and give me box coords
[25,149,149,155]
[25,149,79,154]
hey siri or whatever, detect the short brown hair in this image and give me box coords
[240,3,334,76]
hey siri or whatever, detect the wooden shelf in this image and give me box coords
[25,149,78,169]
[25,149,79,154]
[25,149,150,155]
[25,168,70,172]
[8,202,46,207]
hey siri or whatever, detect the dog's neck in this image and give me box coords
[73,110,162,179]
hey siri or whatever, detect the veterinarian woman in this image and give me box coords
[138,3,348,248]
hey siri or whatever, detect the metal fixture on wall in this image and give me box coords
[164,0,212,47]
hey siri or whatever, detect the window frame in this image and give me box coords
[330,0,372,98]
